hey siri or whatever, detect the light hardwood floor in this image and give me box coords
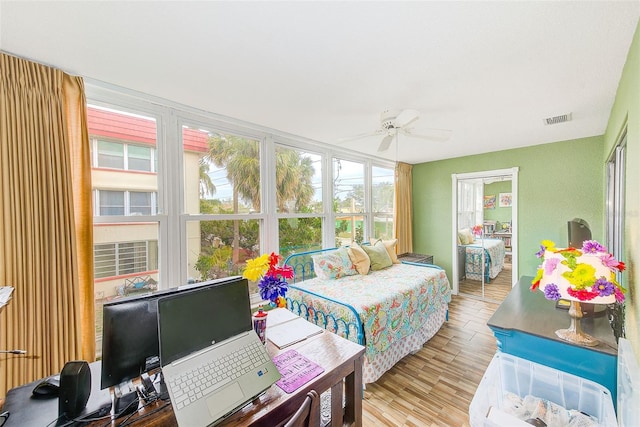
[361,287,508,425]
[458,259,513,302]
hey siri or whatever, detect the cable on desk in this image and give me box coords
[116,400,170,427]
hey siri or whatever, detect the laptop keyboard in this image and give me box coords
[168,340,271,410]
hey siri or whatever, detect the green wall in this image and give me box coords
[602,20,640,358]
[483,181,512,226]
[413,135,604,283]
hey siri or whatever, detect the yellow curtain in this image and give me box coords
[0,53,94,397]
[395,162,413,254]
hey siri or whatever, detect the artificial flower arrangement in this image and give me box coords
[243,252,294,308]
[530,239,626,303]
[472,225,483,236]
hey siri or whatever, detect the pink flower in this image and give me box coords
[544,258,560,275]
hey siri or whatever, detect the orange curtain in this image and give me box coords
[395,162,413,254]
[0,52,94,397]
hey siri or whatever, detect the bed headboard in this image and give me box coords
[284,247,338,284]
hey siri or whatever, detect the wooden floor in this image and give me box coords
[458,259,513,302]
[361,289,506,425]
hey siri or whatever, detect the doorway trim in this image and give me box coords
[451,167,519,296]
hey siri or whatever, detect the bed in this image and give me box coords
[283,246,451,384]
[460,238,506,282]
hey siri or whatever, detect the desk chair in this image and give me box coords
[284,390,320,427]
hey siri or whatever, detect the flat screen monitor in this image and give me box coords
[568,218,592,248]
[100,277,246,390]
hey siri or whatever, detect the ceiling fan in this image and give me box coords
[339,109,451,152]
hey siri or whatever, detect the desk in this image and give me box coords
[487,276,618,403]
[3,323,364,427]
[98,331,364,427]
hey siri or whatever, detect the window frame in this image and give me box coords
[86,81,396,290]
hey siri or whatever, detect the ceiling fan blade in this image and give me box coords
[378,134,395,152]
[337,129,383,143]
[394,109,420,128]
[402,128,452,142]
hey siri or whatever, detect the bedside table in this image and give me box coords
[398,252,434,265]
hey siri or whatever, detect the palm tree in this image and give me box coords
[206,134,260,263]
[275,147,315,212]
[205,137,317,263]
[199,159,216,198]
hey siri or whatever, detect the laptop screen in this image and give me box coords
[158,277,252,365]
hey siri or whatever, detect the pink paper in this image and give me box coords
[272,349,325,393]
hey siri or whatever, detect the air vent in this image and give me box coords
[543,113,572,125]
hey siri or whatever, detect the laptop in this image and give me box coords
[157,277,281,427]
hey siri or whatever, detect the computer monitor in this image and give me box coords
[100,277,247,400]
[568,218,592,248]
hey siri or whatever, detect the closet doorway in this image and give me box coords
[451,168,518,302]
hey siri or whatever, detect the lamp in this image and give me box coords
[531,240,625,347]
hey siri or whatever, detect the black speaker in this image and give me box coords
[58,360,91,419]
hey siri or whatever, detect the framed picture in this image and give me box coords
[499,192,512,207]
[483,195,496,209]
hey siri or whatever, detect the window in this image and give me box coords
[182,124,262,287]
[98,190,125,216]
[372,166,395,240]
[276,146,323,257]
[606,131,626,281]
[94,240,158,279]
[333,158,365,245]
[86,84,395,354]
[97,140,124,169]
[95,190,157,216]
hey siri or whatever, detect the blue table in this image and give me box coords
[487,276,618,405]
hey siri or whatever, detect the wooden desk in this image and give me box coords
[94,331,364,427]
[487,276,618,403]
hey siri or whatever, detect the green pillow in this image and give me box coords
[362,241,393,271]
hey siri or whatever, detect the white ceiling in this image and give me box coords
[1,1,638,164]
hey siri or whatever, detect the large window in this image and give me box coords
[276,146,323,257]
[182,124,263,289]
[86,84,395,353]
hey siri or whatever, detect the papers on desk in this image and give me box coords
[272,349,324,393]
[266,309,324,349]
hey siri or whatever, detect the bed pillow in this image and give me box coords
[361,240,393,271]
[370,238,401,264]
[463,228,475,244]
[347,242,371,275]
[458,229,473,245]
[312,247,358,279]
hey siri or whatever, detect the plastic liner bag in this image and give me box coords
[501,393,599,427]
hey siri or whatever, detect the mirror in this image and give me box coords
[451,168,518,302]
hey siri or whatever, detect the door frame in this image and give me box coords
[451,167,519,295]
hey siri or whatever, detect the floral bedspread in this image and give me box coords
[286,263,451,361]
[463,238,505,282]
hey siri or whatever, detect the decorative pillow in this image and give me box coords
[347,242,371,275]
[312,247,358,279]
[361,241,393,271]
[458,229,473,245]
[370,238,400,264]
[463,228,475,244]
